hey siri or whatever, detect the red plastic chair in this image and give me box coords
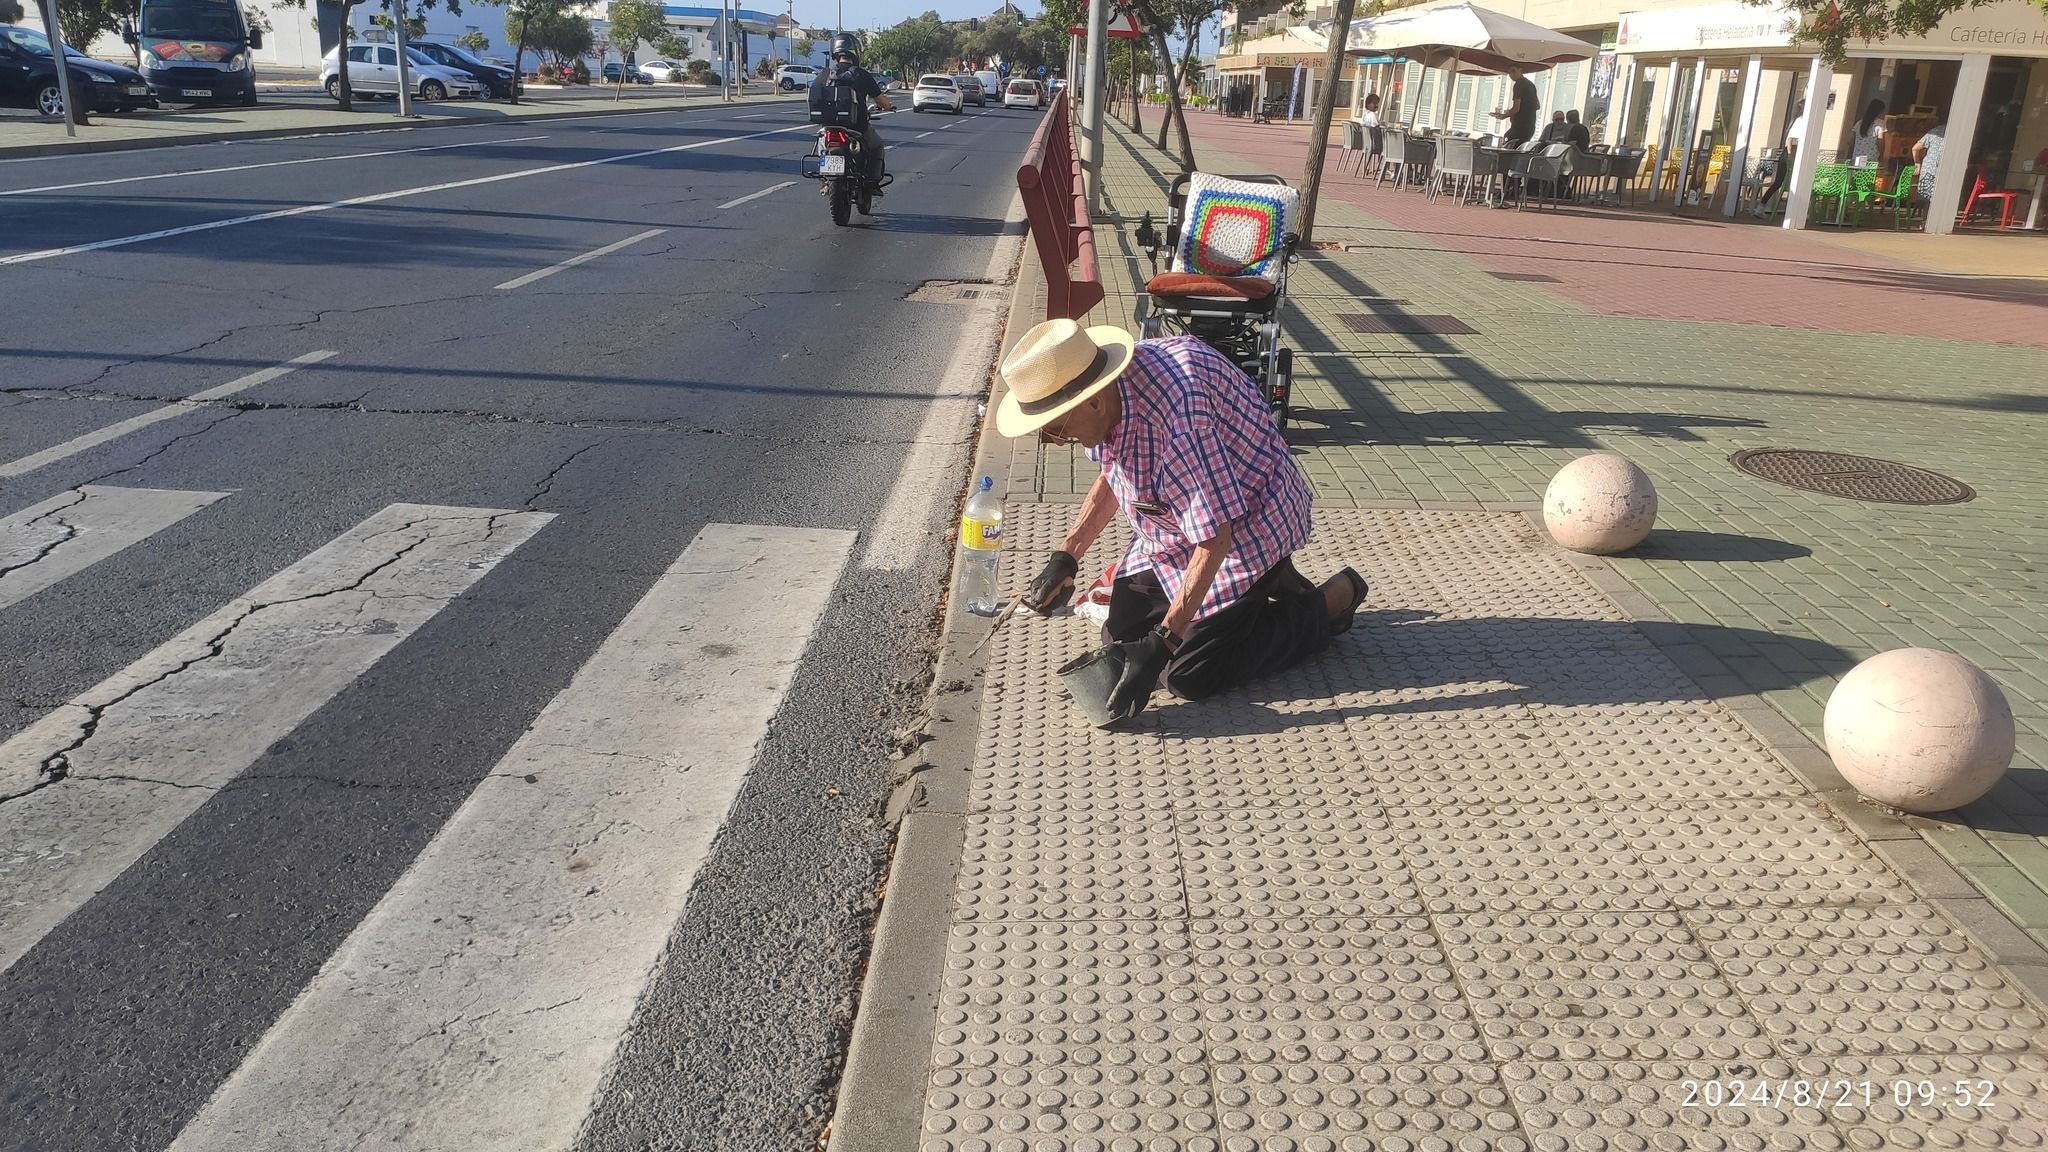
[1960,171,2021,228]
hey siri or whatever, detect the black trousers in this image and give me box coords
[863,122,886,180]
[1103,558,1330,701]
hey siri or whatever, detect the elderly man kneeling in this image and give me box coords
[996,319,1369,724]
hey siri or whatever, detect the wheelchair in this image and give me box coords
[1132,172,1302,428]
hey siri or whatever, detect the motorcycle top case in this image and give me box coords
[808,80,867,128]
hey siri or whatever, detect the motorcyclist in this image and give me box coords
[814,32,894,188]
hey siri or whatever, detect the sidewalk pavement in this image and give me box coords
[0,86,791,158]
[830,113,2048,1151]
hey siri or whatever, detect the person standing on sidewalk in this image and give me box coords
[995,319,1370,724]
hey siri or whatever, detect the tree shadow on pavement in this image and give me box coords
[1284,354,1768,449]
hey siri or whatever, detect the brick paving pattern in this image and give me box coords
[1008,116,2048,951]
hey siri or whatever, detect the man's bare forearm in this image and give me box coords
[1162,522,1232,639]
[1060,474,1119,559]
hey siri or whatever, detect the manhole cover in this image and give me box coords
[1338,314,1478,335]
[1729,448,1975,505]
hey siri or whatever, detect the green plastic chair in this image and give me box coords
[1865,164,1919,229]
[1810,162,1853,224]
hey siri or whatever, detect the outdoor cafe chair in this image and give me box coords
[1340,121,1364,176]
[1961,171,2022,229]
[1366,125,1385,177]
[1376,130,1411,190]
[1430,136,1478,204]
[1404,135,1437,193]
[1563,148,1609,205]
[1518,145,1571,210]
[1590,147,1645,207]
[1865,163,1919,229]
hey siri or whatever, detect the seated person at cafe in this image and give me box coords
[1565,109,1591,151]
[1537,110,1570,147]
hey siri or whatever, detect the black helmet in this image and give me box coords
[829,32,861,63]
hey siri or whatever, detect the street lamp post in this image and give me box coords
[393,0,415,117]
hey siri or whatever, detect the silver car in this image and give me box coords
[321,44,482,101]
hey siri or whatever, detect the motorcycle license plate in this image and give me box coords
[818,156,846,176]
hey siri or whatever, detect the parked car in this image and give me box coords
[321,45,482,101]
[952,74,985,107]
[638,59,687,82]
[601,61,653,85]
[0,24,156,116]
[1002,78,1041,110]
[912,73,962,113]
[408,40,518,99]
[775,62,816,91]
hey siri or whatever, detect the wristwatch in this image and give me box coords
[1151,624,1183,651]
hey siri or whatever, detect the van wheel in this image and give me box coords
[421,80,445,101]
[36,83,64,118]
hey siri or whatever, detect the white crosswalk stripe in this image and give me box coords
[0,486,228,613]
[166,523,855,1152]
[0,503,552,973]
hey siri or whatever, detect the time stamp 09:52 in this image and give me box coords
[1681,1078,2002,1112]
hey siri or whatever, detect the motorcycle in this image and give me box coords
[799,106,890,226]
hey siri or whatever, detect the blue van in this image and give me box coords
[122,0,262,105]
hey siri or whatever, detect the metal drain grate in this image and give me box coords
[905,281,990,303]
[1338,314,1479,335]
[1730,448,1975,505]
[1490,271,1561,283]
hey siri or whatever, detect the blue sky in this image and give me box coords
[794,0,1045,35]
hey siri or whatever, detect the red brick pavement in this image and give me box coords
[1176,113,2048,347]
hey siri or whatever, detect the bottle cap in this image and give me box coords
[978,476,993,492]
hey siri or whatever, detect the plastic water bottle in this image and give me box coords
[957,476,1003,617]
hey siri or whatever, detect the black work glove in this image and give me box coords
[1026,550,1080,613]
[1106,632,1174,724]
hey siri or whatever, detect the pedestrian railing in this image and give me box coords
[1016,89,1105,321]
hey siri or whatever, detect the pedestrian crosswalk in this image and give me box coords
[0,482,858,1150]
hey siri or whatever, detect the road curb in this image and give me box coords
[0,93,799,160]
[824,213,1044,1152]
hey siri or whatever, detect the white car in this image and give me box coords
[321,44,481,100]
[638,59,687,82]
[912,73,962,113]
[1002,78,1041,110]
[776,63,817,91]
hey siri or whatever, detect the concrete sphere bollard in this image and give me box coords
[1543,453,1658,554]
[1824,648,2015,813]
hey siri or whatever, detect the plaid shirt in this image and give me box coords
[1090,337,1313,620]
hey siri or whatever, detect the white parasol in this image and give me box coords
[1347,3,1595,133]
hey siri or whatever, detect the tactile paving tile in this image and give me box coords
[955,809,1187,921]
[1782,1052,2048,1148]
[1436,911,1778,1063]
[1211,1061,1528,1151]
[927,920,1219,1151]
[1178,808,1423,921]
[1386,800,1912,914]
[1500,1058,1854,1152]
[1685,905,2048,1058]
[1189,917,1486,1065]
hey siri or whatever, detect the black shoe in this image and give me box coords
[1329,568,1369,634]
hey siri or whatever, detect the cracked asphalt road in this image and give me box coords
[0,98,1034,1151]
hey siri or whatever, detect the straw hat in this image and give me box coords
[995,318,1136,438]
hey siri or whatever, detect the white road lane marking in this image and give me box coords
[0,350,337,480]
[494,227,668,290]
[0,136,549,197]
[914,131,933,139]
[716,180,796,209]
[0,503,553,974]
[859,191,1027,573]
[0,125,813,267]
[0,486,230,613]
[167,523,854,1152]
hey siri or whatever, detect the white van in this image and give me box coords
[973,70,1000,101]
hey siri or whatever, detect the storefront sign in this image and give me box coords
[1618,0,2048,57]
[1616,1,1798,55]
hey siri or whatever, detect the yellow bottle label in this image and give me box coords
[960,516,1001,551]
